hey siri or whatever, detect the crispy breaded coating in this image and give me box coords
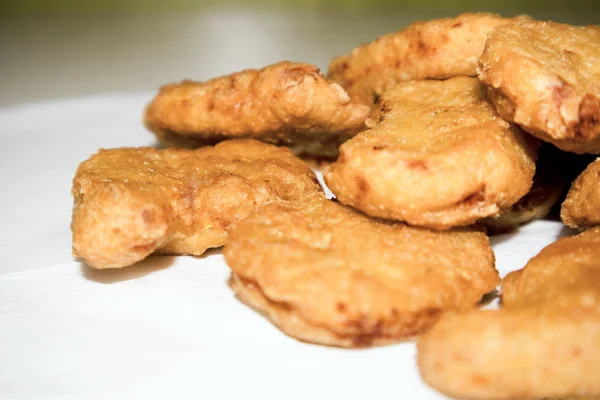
[328,13,528,101]
[71,140,324,269]
[479,21,600,154]
[561,159,600,230]
[481,145,567,234]
[418,228,600,399]
[324,77,537,230]
[145,61,371,158]
[224,197,499,348]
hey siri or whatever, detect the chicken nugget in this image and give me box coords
[561,159,600,230]
[324,77,537,230]
[144,62,371,158]
[418,308,600,400]
[418,228,600,399]
[479,21,600,154]
[328,13,528,101]
[71,140,324,269]
[224,197,499,347]
[502,227,600,309]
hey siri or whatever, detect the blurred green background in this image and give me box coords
[1,0,599,16]
[0,0,597,106]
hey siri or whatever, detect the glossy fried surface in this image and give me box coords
[328,13,527,101]
[71,140,323,269]
[324,77,537,230]
[145,61,371,158]
[479,21,600,154]
[418,228,600,399]
[224,197,499,347]
[561,159,600,230]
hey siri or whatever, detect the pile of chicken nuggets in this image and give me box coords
[71,13,600,399]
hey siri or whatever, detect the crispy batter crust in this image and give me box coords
[324,77,537,230]
[479,21,600,154]
[145,61,371,158]
[328,13,528,100]
[418,228,600,399]
[71,140,323,269]
[224,197,499,347]
[561,159,600,230]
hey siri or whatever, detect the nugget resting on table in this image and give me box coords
[71,140,324,269]
[145,61,371,158]
[324,77,537,230]
[479,21,600,154]
[328,13,528,101]
[418,228,600,399]
[561,159,600,230]
[224,197,499,348]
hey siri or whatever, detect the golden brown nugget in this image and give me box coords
[482,145,567,234]
[418,308,600,400]
[502,227,600,309]
[418,228,600,399]
[328,13,528,101]
[561,159,600,230]
[145,61,371,158]
[71,140,324,269]
[224,197,499,348]
[479,21,600,154]
[324,77,537,230]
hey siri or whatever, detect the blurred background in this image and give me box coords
[1,0,598,107]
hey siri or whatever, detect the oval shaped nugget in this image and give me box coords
[328,13,528,101]
[324,77,537,230]
[479,21,600,154]
[224,197,499,348]
[418,228,600,399]
[71,140,324,269]
[145,61,371,158]
[561,159,600,230]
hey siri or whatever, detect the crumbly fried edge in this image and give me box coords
[71,140,324,269]
[145,61,371,158]
[479,21,600,154]
[328,12,528,101]
[561,159,600,230]
[230,274,435,348]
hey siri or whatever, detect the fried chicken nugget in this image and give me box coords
[418,228,600,399]
[224,196,499,348]
[561,159,600,230]
[479,21,600,154]
[328,13,528,101]
[71,140,324,269]
[144,62,371,158]
[324,77,537,230]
